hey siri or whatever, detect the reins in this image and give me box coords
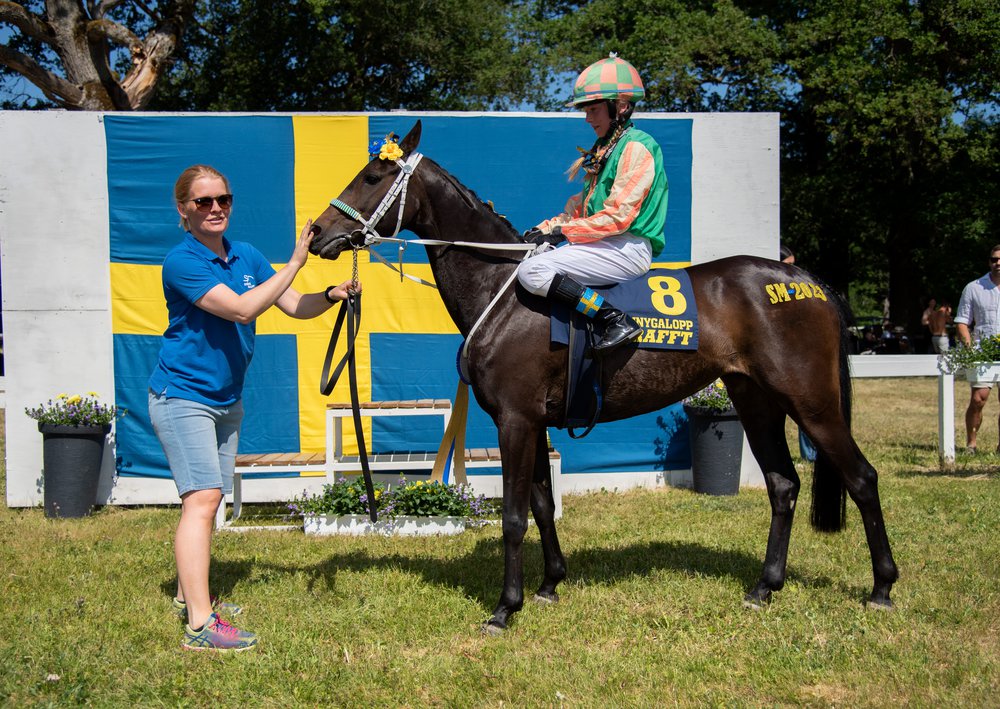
[320,152,545,489]
[318,248,380,521]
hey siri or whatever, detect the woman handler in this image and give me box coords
[518,54,669,354]
[149,165,357,651]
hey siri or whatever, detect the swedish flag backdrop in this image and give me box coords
[106,113,694,482]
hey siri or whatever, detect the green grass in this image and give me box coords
[2,378,999,707]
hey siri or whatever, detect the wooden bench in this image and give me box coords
[218,441,562,527]
[325,399,452,476]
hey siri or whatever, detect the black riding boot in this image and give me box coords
[548,274,642,354]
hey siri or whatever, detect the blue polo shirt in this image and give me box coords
[149,234,277,406]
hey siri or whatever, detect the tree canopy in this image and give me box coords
[2,0,998,329]
[150,0,544,111]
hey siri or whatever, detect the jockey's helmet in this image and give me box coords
[567,53,645,107]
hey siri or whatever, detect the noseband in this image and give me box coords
[328,152,424,247]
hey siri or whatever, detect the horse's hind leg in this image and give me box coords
[727,377,801,608]
[529,428,566,603]
[848,453,897,607]
[802,420,899,608]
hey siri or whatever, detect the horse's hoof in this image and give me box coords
[865,599,893,612]
[742,589,771,611]
[532,592,559,605]
[480,620,506,636]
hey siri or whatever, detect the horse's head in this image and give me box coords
[309,121,424,260]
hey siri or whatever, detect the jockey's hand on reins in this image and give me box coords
[521,226,566,248]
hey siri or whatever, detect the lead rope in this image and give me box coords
[319,247,378,522]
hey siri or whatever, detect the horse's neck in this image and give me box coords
[413,182,521,336]
[427,233,521,338]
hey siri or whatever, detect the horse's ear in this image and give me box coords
[400,121,422,155]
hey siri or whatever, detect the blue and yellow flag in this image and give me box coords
[107,114,694,480]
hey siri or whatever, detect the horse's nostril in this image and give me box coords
[310,224,322,237]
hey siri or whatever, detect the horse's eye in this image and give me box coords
[364,173,381,185]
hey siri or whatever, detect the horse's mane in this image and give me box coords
[427,157,521,241]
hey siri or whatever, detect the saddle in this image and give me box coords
[550,267,700,435]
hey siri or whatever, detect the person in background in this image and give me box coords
[928,300,952,354]
[149,164,357,651]
[859,327,879,354]
[920,298,937,353]
[779,244,816,462]
[518,53,669,355]
[953,245,1000,454]
[921,298,937,328]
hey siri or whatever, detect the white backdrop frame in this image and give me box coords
[0,110,779,508]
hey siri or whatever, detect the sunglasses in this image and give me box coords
[188,194,233,212]
[990,257,1000,263]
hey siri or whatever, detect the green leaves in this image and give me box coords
[287,476,498,522]
[151,0,544,111]
[683,379,733,413]
[938,335,1000,374]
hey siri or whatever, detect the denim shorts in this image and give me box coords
[148,390,244,497]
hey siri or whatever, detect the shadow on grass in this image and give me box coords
[180,536,846,614]
[898,465,998,479]
[893,446,1000,478]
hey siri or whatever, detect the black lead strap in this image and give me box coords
[320,293,378,523]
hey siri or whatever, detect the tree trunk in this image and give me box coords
[0,0,192,110]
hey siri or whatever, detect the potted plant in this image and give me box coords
[288,476,498,536]
[938,335,1000,382]
[682,380,743,496]
[25,393,123,518]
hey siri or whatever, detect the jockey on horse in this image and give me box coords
[518,54,669,355]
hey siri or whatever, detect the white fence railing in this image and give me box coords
[0,361,956,467]
[848,354,955,464]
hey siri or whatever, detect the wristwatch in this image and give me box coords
[323,285,338,304]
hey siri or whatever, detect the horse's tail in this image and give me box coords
[810,287,851,533]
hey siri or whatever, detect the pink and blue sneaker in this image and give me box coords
[182,613,257,652]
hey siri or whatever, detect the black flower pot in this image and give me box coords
[38,423,111,518]
[683,405,743,496]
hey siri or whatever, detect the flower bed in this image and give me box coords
[288,476,498,536]
[303,514,468,537]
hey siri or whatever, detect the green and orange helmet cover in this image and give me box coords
[567,53,645,107]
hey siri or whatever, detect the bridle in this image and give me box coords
[326,151,535,287]
[329,151,425,249]
[325,152,542,380]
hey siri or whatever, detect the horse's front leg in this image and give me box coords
[745,469,800,608]
[530,427,565,603]
[725,380,800,608]
[484,421,538,634]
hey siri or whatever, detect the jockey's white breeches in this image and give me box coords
[516,232,653,296]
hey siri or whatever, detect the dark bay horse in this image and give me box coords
[309,121,898,632]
